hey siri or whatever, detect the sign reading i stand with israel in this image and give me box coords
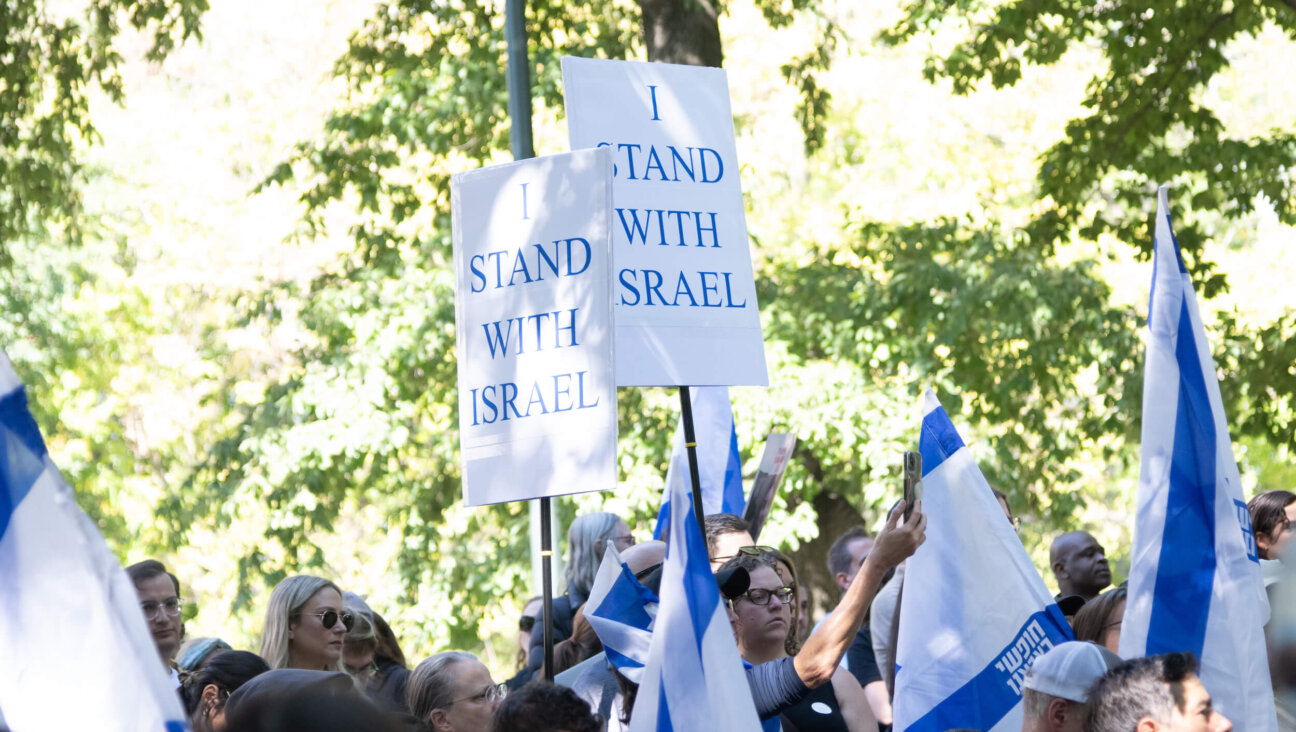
[892,390,1072,732]
[1120,187,1276,730]
[562,57,768,388]
[0,352,189,732]
[451,147,618,506]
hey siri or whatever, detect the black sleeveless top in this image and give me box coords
[778,680,850,732]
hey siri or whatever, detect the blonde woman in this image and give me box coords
[260,575,353,671]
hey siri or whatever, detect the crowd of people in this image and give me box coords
[124,488,1295,732]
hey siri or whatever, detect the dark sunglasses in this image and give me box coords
[711,545,777,563]
[302,609,355,631]
[519,615,536,632]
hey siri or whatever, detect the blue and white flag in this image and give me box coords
[629,447,760,732]
[0,353,189,732]
[1120,187,1275,730]
[585,544,659,683]
[653,386,744,539]
[892,391,1072,732]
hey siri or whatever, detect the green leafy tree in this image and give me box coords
[883,0,1296,450]
[0,0,207,263]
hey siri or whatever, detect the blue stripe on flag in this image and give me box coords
[1,385,50,540]
[1146,297,1216,658]
[722,427,745,516]
[681,501,719,657]
[656,682,672,732]
[905,606,1072,732]
[919,404,965,477]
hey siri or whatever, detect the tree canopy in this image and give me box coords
[5,0,1294,662]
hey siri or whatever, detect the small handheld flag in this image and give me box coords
[630,444,760,731]
[1120,186,1275,730]
[892,390,1072,732]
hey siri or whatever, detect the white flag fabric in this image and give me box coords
[629,450,760,732]
[892,390,1072,732]
[0,352,189,732]
[652,386,744,539]
[584,544,658,684]
[1119,186,1276,730]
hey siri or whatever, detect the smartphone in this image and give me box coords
[902,451,923,522]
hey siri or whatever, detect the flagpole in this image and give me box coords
[505,0,557,680]
[678,386,707,531]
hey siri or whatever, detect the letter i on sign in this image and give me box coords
[521,182,530,220]
[647,85,661,121]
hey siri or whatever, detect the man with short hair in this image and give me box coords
[705,513,756,570]
[823,526,892,727]
[1085,652,1232,732]
[126,559,184,685]
[1050,531,1112,601]
[1021,641,1122,732]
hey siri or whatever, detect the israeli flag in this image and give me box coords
[584,544,658,684]
[1120,187,1276,730]
[892,391,1072,732]
[629,450,761,732]
[653,386,744,539]
[0,353,189,732]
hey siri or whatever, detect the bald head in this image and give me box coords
[620,540,666,575]
[1050,531,1111,601]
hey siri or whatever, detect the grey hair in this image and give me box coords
[1022,688,1083,723]
[1086,653,1195,732]
[408,651,478,720]
[564,512,622,599]
[259,575,344,671]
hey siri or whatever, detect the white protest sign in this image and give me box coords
[452,147,618,507]
[563,57,768,387]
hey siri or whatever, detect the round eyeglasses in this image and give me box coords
[734,586,795,607]
[141,597,184,621]
[301,609,355,631]
[450,683,507,706]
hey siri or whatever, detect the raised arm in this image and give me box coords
[793,500,926,688]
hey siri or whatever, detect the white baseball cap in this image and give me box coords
[1023,641,1123,702]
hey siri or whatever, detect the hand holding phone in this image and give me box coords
[903,450,923,522]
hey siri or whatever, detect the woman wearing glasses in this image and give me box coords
[260,575,355,672]
[719,551,876,732]
[407,651,505,731]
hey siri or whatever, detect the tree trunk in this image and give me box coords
[637,0,724,67]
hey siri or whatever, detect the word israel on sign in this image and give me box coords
[452,147,617,506]
[563,56,768,388]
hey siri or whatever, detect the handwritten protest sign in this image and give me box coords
[563,57,768,387]
[452,147,617,506]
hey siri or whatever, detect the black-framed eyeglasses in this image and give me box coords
[449,682,507,706]
[733,585,795,607]
[141,597,184,621]
[301,609,355,631]
[711,545,777,564]
[519,615,536,632]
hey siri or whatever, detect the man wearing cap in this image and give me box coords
[1021,641,1122,732]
